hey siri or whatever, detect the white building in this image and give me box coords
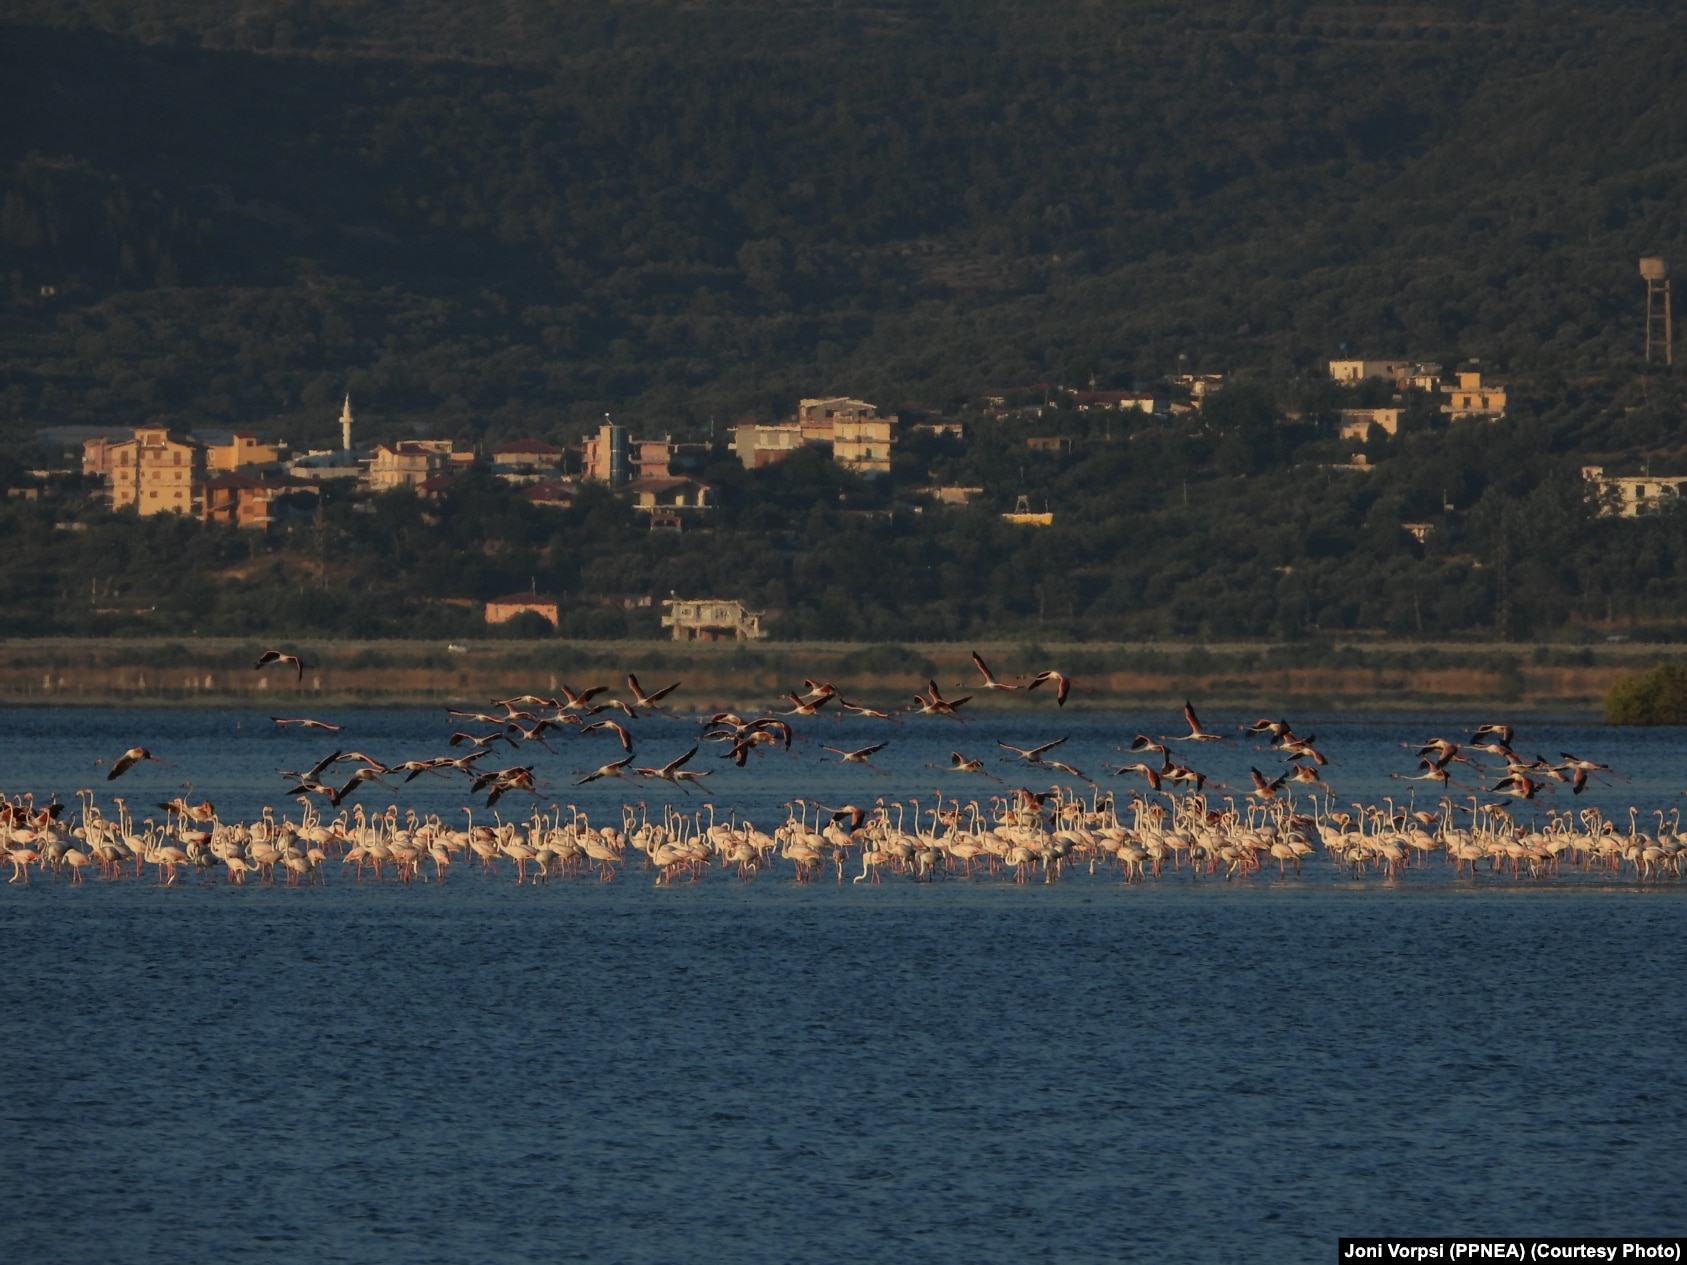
[660,597,765,641]
[1583,466,1687,518]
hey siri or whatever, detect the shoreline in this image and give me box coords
[0,636,1669,713]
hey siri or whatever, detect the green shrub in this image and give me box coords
[1604,663,1687,724]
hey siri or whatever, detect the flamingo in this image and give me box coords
[970,650,1021,691]
[255,650,312,681]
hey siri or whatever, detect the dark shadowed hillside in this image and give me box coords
[1,1,1683,446]
[2,1,1687,645]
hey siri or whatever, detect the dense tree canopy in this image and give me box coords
[1,1,1684,450]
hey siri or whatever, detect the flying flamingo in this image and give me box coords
[1165,702,1226,743]
[821,743,890,774]
[1027,669,1071,706]
[970,650,1021,691]
[107,748,170,780]
[626,674,680,708]
[255,650,312,681]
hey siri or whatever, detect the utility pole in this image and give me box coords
[1495,507,1512,642]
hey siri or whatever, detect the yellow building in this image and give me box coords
[1442,372,1507,420]
[205,433,282,472]
[365,440,461,491]
[103,426,207,516]
[627,476,717,513]
[1328,359,1409,384]
[833,415,895,474]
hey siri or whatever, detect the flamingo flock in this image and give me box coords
[4,655,1680,889]
[6,783,1686,889]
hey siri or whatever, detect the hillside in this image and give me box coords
[3,1,1687,645]
[2,1,1684,450]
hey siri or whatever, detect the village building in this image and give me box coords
[730,421,814,468]
[1338,408,1404,441]
[796,396,868,436]
[288,449,366,481]
[1071,389,1167,414]
[729,397,898,473]
[484,592,561,628]
[489,439,565,485]
[521,480,577,509]
[660,597,765,641]
[364,440,469,491]
[920,485,984,506]
[1329,358,1411,384]
[832,414,895,474]
[201,471,317,529]
[1026,435,1074,454]
[204,433,284,472]
[911,419,965,439]
[287,395,371,481]
[630,436,709,481]
[80,432,132,481]
[95,426,208,516]
[1442,371,1507,420]
[626,476,717,514]
[1172,373,1227,404]
[801,397,897,475]
[1582,466,1687,518]
[580,421,630,486]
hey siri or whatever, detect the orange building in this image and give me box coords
[1442,371,1507,420]
[201,471,316,529]
[485,593,561,627]
[205,433,282,472]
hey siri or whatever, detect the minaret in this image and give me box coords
[340,395,354,451]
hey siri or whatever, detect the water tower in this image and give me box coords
[601,414,629,487]
[1641,257,1672,365]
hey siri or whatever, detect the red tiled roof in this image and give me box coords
[494,439,563,456]
[522,481,576,503]
[1072,390,1157,405]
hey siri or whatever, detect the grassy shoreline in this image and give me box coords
[0,637,1671,713]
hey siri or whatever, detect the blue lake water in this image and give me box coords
[2,705,1684,1262]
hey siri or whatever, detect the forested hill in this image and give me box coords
[1,1,1684,449]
